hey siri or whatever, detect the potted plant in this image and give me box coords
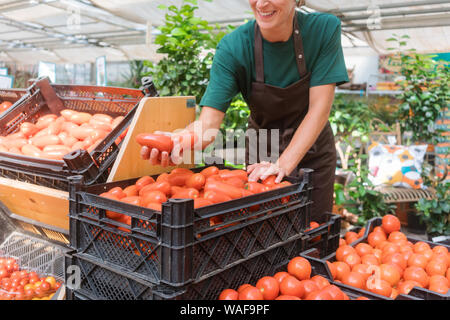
[387,34,449,150]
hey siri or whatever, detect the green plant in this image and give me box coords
[144,0,231,103]
[387,34,450,144]
[334,156,396,226]
[120,60,150,89]
[415,179,450,236]
[220,94,250,147]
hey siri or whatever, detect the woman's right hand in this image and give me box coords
[139,131,185,167]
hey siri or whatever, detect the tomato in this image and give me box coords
[341,271,365,289]
[355,243,374,257]
[218,289,239,300]
[123,185,139,197]
[372,226,387,236]
[310,275,330,290]
[219,169,248,181]
[224,177,246,189]
[92,113,113,124]
[108,187,126,199]
[408,254,428,269]
[333,262,351,281]
[238,286,264,300]
[0,101,13,112]
[429,282,449,294]
[139,181,171,196]
[342,254,361,269]
[203,191,232,204]
[0,268,8,279]
[432,246,448,255]
[156,173,170,183]
[326,261,337,280]
[403,266,429,288]
[200,166,220,178]
[121,196,142,207]
[135,176,156,191]
[287,257,311,281]
[339,238,347,247]
[168,172,194,187]
[345,231,358,244]
[36,114,58,129]
[20,122,40,138]
[305,289,333,300]
[146,202,162,211]
[366,277,392,297]
[204,181,246,199]
[194,198,213,209]
[279,276,304,298]
[31,135,61,149]
[275,295,301,300]
[273,271,290,284]
[388,231,407,243]
[237,284,252,293]
[185,173,206,190]
[256,276,280,300]
[70,112,92,125]
[245,182,269,194]
[361,254,380,266]
[262,175,277,186]
[298,280,319,298]
[38,281,51,292]
[141,191,167,206]
[368,231,387,248]
[426,259,447,277]
[171,188,200,200]
[322,285,345,300]
[379,264,401,287]
[355,296,370,300]
[135,133,174,152]
[381,215,401,234]
[336,245,357,262]
[357,227,366,238]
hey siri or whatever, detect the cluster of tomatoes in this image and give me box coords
[0,257,62,300]
[328,215,450,298]
[100,166,293,232]
[0,109,127,160]
[0,100,13,114]
[218,256,370,300]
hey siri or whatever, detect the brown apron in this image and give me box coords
[245,14,336,221]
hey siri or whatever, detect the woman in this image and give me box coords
[141,0,349,220]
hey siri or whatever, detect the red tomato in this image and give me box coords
[279,276,304,298]
[245,182,270,194]
[185,173,206,190]
[141,191,167,205]
[224,177,246,189]
[204,181,246,199]
[0,101,13,112]
[275,295,301,300]
[123,185,139,197]
[256,276,280,300]
[381,215,401,234]
[262,175,277,186]
[238,286,264,300]
[146,202,162,211]
[322,285,345,300]
[200,166,220,178]
[299,280,319,298]
[219,169,248,181]
[305,289,333,300]
[194,198,214,209]
[273,271,290,284]
[287,257,311,281]
[139,181,171,196]
[135,176,156,191]
[218,289,239,300]
[171,188,200,199]
[156,173,170,183]
[135,133,174,152]
[341,272,366,289]
[310,275,330,290]
[203,191,232,204]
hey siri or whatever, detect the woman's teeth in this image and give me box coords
[259,11,275,17]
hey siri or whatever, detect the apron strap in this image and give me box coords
[254,11,308,83]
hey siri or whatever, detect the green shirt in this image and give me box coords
[200,11,349,113]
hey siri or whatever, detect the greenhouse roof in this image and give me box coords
[0,0,449,64]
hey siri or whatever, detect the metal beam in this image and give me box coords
[339,7,450,22]
[323,0,450,14]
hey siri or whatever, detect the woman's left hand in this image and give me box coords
[247,161,288,183]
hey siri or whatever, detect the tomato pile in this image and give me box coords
[0,257,62,300]
[0,109,127,160]
[329,215,450,298]
[100,166,294,232]
[218,256,370,300]
[0,100,13,113]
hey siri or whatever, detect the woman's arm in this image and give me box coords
[186,106,226,150]
[248,84,336,182]
[277,84,336,174]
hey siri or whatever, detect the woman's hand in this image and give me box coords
[247,161,288,183]
[140,131,184,167]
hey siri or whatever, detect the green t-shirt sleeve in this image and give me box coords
[309,15,349,87]
[199,38,239,113]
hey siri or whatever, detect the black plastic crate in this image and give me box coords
[68,167,313,287]
[0,78,146,191]
[66,233,307,300]
[323,218,450,300]
[303,213,341,258]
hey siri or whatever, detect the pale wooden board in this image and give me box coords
[108,96,197,182]
[0,178,69,231]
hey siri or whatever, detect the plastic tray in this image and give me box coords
[65,233,307,300]
[0,79,146,191]
[303,213,341,258]
[68,167,313,287]
[323,218,450,300]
